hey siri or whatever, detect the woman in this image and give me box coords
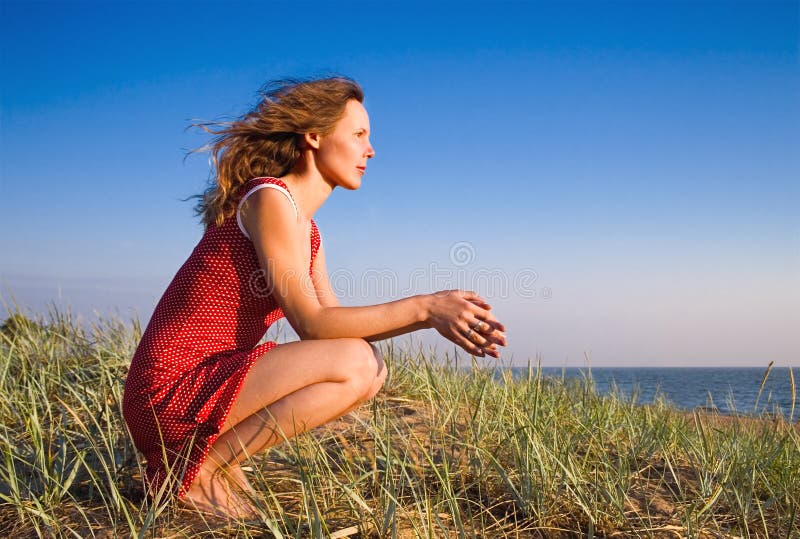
[122,77,507,518]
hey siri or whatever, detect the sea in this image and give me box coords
[508,367,798,420]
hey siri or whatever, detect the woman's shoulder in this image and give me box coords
[236,177,305,241]
[237,176,287,195]
[237,177,298,217]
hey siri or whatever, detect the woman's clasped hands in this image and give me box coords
[425,290,507,359]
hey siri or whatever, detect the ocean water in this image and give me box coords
[508,366,798,419]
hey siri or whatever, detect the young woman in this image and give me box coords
[122,77,506,518]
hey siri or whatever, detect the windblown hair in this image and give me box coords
[193,77,364,227]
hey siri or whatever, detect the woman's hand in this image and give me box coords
[424,290,507,358]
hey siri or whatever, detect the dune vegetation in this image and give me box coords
[0,307,797,538]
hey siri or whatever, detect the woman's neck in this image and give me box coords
[279,166,334,222]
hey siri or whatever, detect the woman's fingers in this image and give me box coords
[453,331,486,357]
[482,330,506,347]
[462,292,506,330]
[464,323,503,351]
[451,327,501,359]
[457,324,501,359]
[478,342,500,359]
[466,297,492,310]
[466,308,507,346]
[466,303,506,333]
[462,323,490,347]
[432,290,506,357]
[462,291,495,311]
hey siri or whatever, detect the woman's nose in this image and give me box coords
[366,143,375,159]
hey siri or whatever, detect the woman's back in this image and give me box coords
[133,177,319,365]
[122,176,320,496]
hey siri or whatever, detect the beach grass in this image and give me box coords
[0,306,797,538]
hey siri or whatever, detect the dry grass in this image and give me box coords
[0,307,798,538]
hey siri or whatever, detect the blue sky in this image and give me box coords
[1,0,797,366]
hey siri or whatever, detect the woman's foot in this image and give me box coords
[226,464,258,499]
[181,465,259,520]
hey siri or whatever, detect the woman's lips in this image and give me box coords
[356,166,366,173]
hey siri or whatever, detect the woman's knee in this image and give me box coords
[337,339,385,401]
[363,343,387,401]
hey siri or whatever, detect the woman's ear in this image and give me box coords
[303,131,322,150]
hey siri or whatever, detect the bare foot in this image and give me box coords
[181,466,259,520]
[225,464,257,498]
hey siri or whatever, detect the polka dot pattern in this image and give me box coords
[122,177,321,498]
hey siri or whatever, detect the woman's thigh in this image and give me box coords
[221,338,382,433]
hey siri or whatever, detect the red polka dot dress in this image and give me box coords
[123,177,320,498]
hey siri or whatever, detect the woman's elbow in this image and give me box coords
[294,321,317,340]
[297,328,320,340]
[292,308,327,340]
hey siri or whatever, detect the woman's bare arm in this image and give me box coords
[311,241,430,340]
[242,188,505,356]
[310,242,340,308]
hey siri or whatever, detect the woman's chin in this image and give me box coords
[343,177,362,190]
[325,174,362,191]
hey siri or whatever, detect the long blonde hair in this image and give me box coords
[193,77,364,227]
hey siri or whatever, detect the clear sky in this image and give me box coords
[1,1,798,366]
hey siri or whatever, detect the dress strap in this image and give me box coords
[236,178,299,240]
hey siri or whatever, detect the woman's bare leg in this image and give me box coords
[182,338,386,517]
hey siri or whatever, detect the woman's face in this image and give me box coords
[314,99,375,190]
